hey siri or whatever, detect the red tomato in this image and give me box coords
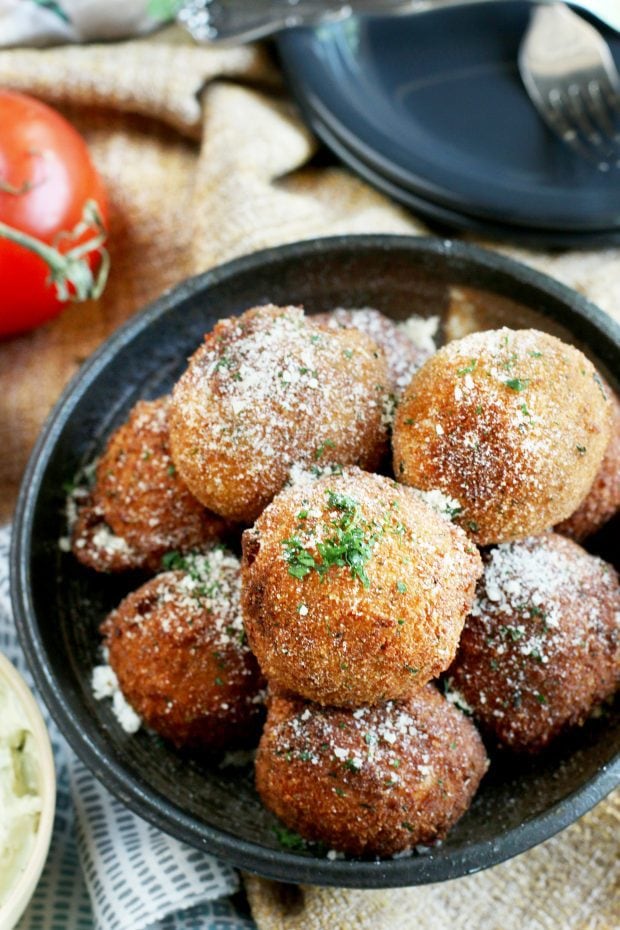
[0,90,109,337]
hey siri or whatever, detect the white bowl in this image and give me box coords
[0,652,56,930]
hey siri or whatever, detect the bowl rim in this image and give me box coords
[0,652,56,926]
[10,234,620,888]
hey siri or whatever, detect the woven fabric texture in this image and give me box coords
[0,26,618,930]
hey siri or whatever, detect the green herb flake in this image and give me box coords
[315,438,336,460]
[161,550,184,571]
[457,359,477,376]
[396,581,407,594]
[273,826,307,850]
[401,821,414,832]
[536,692,548,705]
[282,536,317,579]
[404,665,419,676]
[504,378,530,392]
[467,520,480,533]
[576,445,587,455]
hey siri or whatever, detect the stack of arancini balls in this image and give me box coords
[71,303,620,859]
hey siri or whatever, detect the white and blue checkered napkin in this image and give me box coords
[0,526,255,930]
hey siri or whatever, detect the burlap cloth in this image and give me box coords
[0,26,618,930]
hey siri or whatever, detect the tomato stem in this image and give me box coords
[0,198,109,302]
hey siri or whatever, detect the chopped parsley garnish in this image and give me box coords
[457,359,477,376]
[282,490,382,588]
[467,520,480,533]
[396,581,407,593]
[401,821,414,832]
[282,536,317,579]
[504,378,529,392]
[528,351,543,358]
[161,550,185,571]
[167,463,176,476]
[576,445,587,455]
[273,826,307,850]
[315,438,336,460]
[343,758,361,772]
[536,693,548,705]
[404,665,419,675]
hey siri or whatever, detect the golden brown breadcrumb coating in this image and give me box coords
[101,548,265,749]
[393,328,612,545]
[555,386,620,541]
[447,533,620,753]
[255,687,488,856]
[169,305,390,524]
[242,468,482,706]
[71,495,148,572]
[95,397,227,562]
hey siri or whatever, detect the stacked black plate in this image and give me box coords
[277,0,620,247]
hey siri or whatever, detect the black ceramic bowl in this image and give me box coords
[11,236,620,888]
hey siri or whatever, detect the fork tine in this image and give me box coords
[562,82,618,166]
[543,89,603,164]
[519,3,620,169]
[583,80,620,154]
[597,72,620,116]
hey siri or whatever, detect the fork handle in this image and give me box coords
[177,0,614,46]
[177,0,527,45]
[177,0,412,45]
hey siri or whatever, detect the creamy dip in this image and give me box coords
[0,676,42,906]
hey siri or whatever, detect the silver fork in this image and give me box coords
[519,2,620,170]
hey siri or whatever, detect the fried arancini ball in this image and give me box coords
[448,533,620,753]
[169,305,390,525]
[255,687,488,857]
[393,328,612,546]
[71,494,148,572]
[555,386,620,541]
[94,397,227,567]
[313,307,433,395]
[100,548,266,749]
[242,469,482,707]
